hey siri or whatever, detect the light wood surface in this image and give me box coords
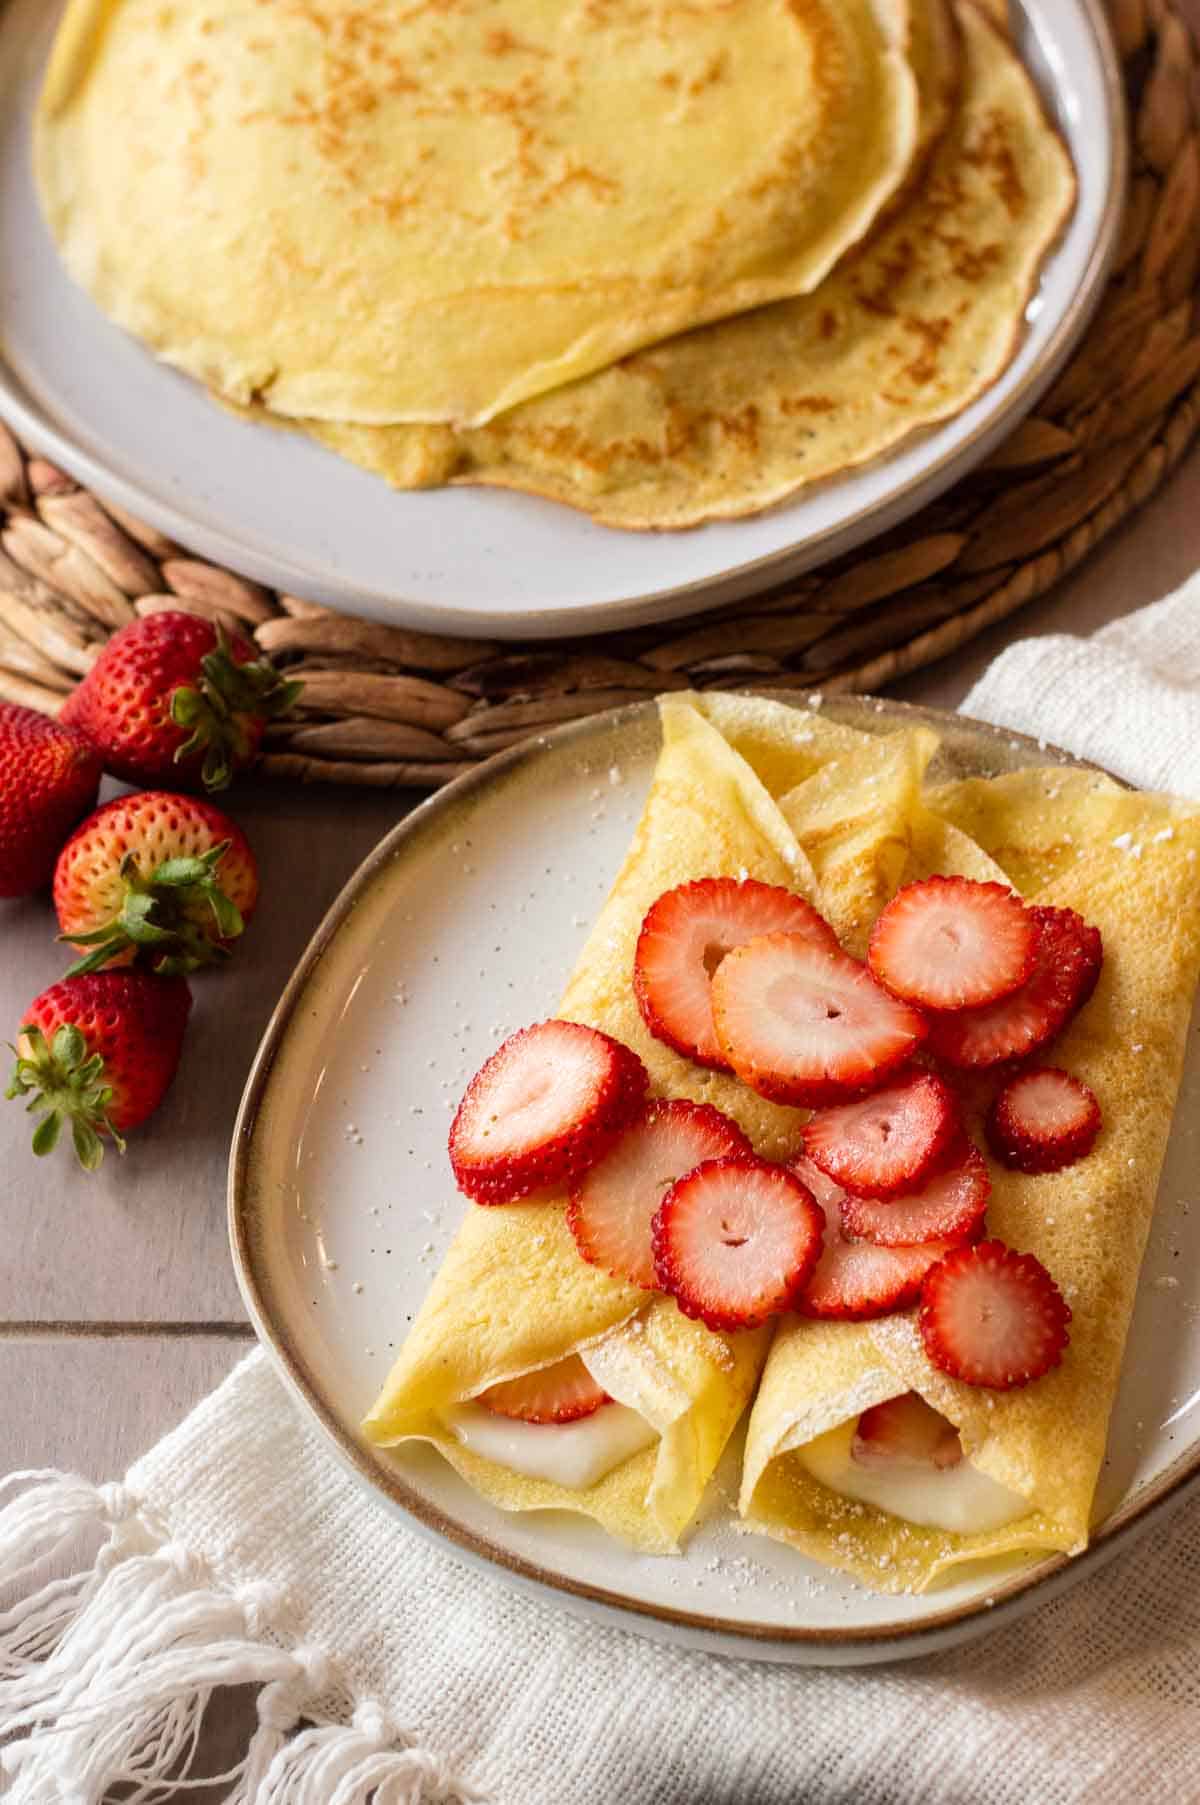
[0,782,405,1470]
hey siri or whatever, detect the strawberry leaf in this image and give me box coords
[201,743,233,792]
[32,1112,62,1157]
[205,885,244,941]
[71,1118,105,1172]
[52,1025,86,1067]
[171,688,204,728]
[152,855,219,887]
[121,895,175,946]
[64,942,128,979]
[168,630,302,793]
[5,1020,125,1171]
[63,839,245,975]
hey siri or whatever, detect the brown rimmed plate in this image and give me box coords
[229,696,1200,1664]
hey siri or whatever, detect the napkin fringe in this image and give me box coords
[0,1471,485,1804]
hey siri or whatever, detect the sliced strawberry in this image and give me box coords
[790,1156,955,1319]
[987,1067,1102,1174]
[802,1069,958,1199]
[919,1240,1071,1389]
[479,1355,609,1424]
[852,1392,963,1471]
[567,1100,751,1289]
[449,1021,648,1205]
[926,907,1103,1069]
[633,878,837,1070]
[710,935,928,1108]
[785,1152,849,1217]
[651,1156,825,1332]
[839,1141,990,1247]
[868,877,1038,1011]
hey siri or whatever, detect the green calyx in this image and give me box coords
[64,841,245,978]
[170,629,303,792]
[5,1024,124,1173]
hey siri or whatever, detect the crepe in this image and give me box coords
[362,694,931,1551]
[36,0,918,428]
[283,1,1074,525]
[367,695,1200,1575]
[741,770,1200,1593]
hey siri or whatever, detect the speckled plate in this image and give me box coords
[229,697,1200,1664]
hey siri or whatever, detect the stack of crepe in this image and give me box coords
[36,0,1077,528]
[362,692,1200,1594]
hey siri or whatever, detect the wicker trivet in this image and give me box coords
[0,0,1194,791]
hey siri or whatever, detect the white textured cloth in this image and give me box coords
[962,581,1200,793]
[6,585,1200,1803]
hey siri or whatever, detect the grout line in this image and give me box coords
[0,1321,257,1341]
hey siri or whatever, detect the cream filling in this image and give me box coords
[440,1316,693,1494]
[443,1399,657,1491]
[796,1419,1029,1535]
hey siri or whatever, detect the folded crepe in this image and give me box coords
[37,0,918,427]
[256,0,1074,527]
[363,693,931,1551]
[741,764,1200,1593]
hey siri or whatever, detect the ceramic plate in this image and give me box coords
[0,0,1123,640]
[230,697,1200,1666]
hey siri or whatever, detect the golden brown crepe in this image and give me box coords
[36,0,918,427]
[367,694,1200,1582]
[362,695,931,1550]
[741,771,1200,1593]
[280,3,1075,525]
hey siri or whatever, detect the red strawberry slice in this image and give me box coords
[839,1141,990,1247]
[926,906,1102,1069]
[868,877,1038,1011]
[634,878,837,1070]
[802,1069,958,1199]
[710,935,928,1108]
[790,1156,954,1318]
[790,1155,956,1319]
[449,1021,648,1205]
[919,1240,1071,1389]
[651,1156,826,1332]
[987,1067,1102,1174]
[479,1355,609,1424]
[568,1100,752,1288]
[852,1392,963,1471]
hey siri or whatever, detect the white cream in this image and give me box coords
[796,1419,1028,1535]
[444,1400,657,1491]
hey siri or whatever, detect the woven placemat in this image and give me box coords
[0,0,1195,791]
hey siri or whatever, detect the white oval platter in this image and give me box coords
[229,697,1200,1665]
[0,0,1124,639]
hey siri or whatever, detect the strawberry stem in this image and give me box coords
[5,1025,125,1172]
[169,629,303,792]
[63,842,245,977]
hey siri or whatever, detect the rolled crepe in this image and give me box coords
[741,772,1200,1592]
[364,693,922,1550]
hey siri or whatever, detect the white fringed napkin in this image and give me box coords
[5,585,1200,1804]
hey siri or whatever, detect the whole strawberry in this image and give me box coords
[61,611,301,792]
[55,791,259,976]
[6,972,192,1170]
[0,704,102,898]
